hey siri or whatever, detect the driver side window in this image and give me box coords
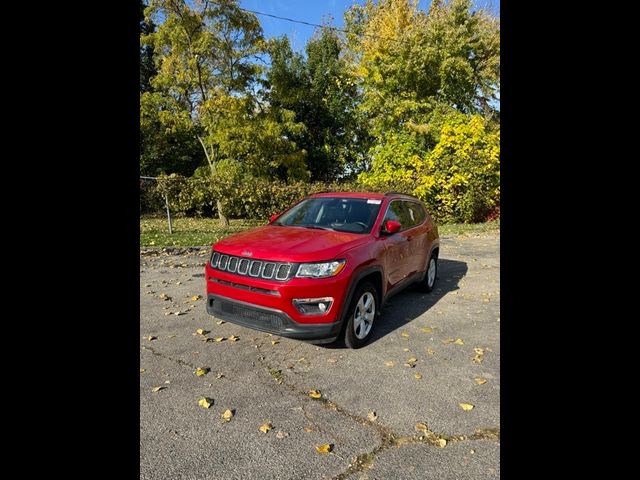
[384,200,410,230]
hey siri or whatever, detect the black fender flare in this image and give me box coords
[336,265,385,328]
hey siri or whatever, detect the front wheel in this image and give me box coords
[344,283,378,349]
[420,252,438,293]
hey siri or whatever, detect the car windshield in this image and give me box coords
[273,197,382,234]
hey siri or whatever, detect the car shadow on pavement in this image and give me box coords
[365,258,468,346]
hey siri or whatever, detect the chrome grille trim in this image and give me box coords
[276,264,291,280]
[210,252,295,282]
[227,257,238,273]
[262,262,276,279]
[249,260,261,277]
[237,258,249,274]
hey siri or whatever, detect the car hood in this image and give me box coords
[213,225,369,262]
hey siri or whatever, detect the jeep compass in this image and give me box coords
[205,192,439,348]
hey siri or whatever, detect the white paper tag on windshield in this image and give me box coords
[367,199,382,204]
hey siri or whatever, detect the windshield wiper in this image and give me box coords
[299,224,334,231]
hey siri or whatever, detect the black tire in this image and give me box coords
[420,251,438,293]
[344,282,378,349]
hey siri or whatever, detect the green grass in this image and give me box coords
[140,216,499,247]
[140,217,264,247]
[438,219,500,236]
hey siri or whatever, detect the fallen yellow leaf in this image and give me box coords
[146,336,157,341]
[216,320,225,325]
[198,397,213,409]
[367,411,378,422]
[195,367,210,377]
[196,329,209,335]
[384,361,395,367]
[271,340,279,345]
[459,403,475,411]
[191,295,202,301]
[316,444,333,454]
[222,409,234,422]
[309,389,322,399]
[474,347,484,355]
[421,327,433,333]
[259,422,272,433]
[415,422,429,433]
[151,386,165,392]
[400,331,410,338]
[474,377,487,385]
[229,335,239,342]
[414,373,423,380]
[214,337,225,342]
[407,357,417,364]
[437,438,447,448]
[453,338,464,345]
[140,368,145,374]
[403,348,410,352]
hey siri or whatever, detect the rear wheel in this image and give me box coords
[344,283,378,349]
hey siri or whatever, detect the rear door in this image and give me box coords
[402,200,431,275]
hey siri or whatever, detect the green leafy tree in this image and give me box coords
[267,31,369,181]
[347,0,500,220]
[140,0,157,93]
[144,0,276,226]
[345,0,499,131]
[140,0,205,177]
[140,92,205,176]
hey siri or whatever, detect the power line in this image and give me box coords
[208,0,401,44]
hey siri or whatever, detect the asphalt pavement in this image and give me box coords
[140,232,500,479]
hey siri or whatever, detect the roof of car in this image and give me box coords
[310,191,419,200]
[310,192,386,199]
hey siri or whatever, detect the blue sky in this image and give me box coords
[239,0,500,52]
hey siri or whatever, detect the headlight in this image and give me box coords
[296,260,346,278]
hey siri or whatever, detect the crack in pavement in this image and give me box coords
[254,343,499,480]
[141,345,197,370]
[142,342,499,480]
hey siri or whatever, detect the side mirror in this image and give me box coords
[382,220,401,235]
[269,213,280,223]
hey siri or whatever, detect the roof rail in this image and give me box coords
[384,191,420,199]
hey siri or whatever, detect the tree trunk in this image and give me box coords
[197,135,229,228]
[217,198,229,228]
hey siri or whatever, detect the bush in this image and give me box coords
[146,174,362,220]
[140,178,165,215]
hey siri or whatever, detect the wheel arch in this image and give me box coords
[337,265,384,326]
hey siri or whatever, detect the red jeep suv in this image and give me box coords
[205,192,439,348]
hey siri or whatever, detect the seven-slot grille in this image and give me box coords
[210,251,294,281]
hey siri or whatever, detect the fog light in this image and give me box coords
[292,297,334,315]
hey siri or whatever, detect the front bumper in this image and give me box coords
[206,294,343,343]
